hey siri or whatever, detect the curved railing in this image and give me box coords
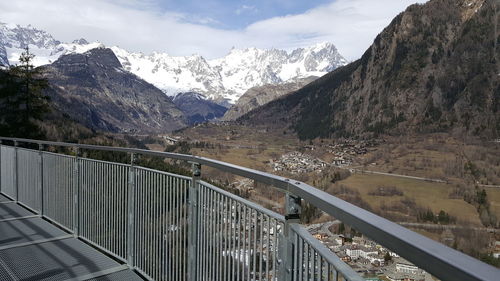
[0,137,497,281]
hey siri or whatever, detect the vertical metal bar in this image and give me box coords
[281,193,302,281]
[259,213,264,281]
[273,219,281,280]
[0,140,2,193]
[155,172,160,280]
[169,175,174,281]
[127,153,137,266]
[183,179,188,280]
[38,144,44,216]
[174,176,178,281]
[241,205,247,279]
[217,192,222,281]
[188,162,201,281]
[196,181,202,280]
[230,198,235,281]
[319,256,323,281]
[326,262,330,281]
[246,207,251,281]
[162,173,166,281]
[253,209,257,281]
[209,189,214,281]
[13,141,18,201]
[305,244,309,281]
[312,251,316,281]
[201,183,206,281]
[224,195,229,281]
[236,202,241,281]
[266,216,270,281]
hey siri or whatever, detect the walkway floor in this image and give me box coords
[0,193,143,281]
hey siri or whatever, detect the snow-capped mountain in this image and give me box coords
[0,22,103,67]
[208,43,347,103]
[0,22,348,104]
[111,43,347,104]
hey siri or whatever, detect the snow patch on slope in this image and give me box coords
[0,22,348,104]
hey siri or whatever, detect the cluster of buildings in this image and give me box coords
[326,140,375,167]
[308,223,432,281]
[269,151,329,174]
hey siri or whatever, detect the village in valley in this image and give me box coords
[306,223,434,281]
[269,139,377,174]
[153,130,500,280]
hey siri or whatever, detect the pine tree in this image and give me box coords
[0,46,50,138]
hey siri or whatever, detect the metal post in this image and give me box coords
[38,144,44,215]
[0,140,2,193]
[187,162,201,281]
[13,141,18,202]
[73,147,81,236]
[279,191,301,281]
[127,153,137,266]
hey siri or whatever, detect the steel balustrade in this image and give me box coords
[0,137,497,281]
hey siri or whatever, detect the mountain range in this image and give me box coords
[240,0,499,139]
[0,22,347,105]
[43,48,186,133]
[3,0,496,139]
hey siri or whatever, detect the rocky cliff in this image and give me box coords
[43,48,187,133]
[241,0,500,139]
[222,76,317,121]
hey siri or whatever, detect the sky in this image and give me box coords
[0,0,428,60]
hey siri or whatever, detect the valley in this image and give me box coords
[1,0,499,278]
[128,122,500,268]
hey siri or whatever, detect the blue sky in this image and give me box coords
[158,0,332,29]
[0,0,428,60]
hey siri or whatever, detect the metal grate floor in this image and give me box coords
[0,202,34,220]
[0,194,11,203]
[0,193,144,281]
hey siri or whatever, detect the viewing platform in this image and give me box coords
[0,137,497,281]
[0,193,142,280]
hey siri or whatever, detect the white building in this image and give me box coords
[345,245,378,260]
[395,258,420,275]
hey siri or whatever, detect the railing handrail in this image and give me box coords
[0,136,498,281]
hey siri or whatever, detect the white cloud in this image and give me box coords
[242,0,429,60]
[0,0,428,60]
[235,5,258,15]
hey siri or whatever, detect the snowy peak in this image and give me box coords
[0,22,60,50]
[0,23,104,66]
[0,22,348,104]
[205,42,347,102]
[72,38,89,45]
[110,46,226,98]
[289,42,347,72]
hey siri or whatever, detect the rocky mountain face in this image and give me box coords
[0,23,347,104]
[172,92,227,125]
[222,76,317,121]
[0,22,103,67]
[241,0,500,139]
[43,48,186,133]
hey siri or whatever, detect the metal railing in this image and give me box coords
[0,137,497,281]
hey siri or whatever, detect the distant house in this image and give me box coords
[493,241,500,258]
[345,244,378,260]
[395,258,420,275]
[336,252,351,262]
[385,258,426,281]
[158,135,179,145]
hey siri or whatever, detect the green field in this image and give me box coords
[338,173,482,225]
